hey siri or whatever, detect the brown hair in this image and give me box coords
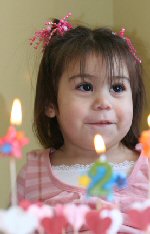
[33,26,145,150]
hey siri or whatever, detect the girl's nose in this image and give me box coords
[92,92,112,111]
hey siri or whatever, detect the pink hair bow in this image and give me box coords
[30,13,72,50]
[118,28,141,63]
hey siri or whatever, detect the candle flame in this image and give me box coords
[10,99,22,125]
[147,114,150,127]
[94,134,106,154]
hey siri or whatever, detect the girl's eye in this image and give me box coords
[77,83,93,92]
[111,83,126,93]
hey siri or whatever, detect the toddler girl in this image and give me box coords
[17,14,148,233]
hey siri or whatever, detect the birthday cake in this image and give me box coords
[0,197,150,234]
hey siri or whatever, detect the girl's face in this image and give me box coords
[48,54,133,152]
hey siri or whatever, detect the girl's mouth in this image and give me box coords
[85,120,115,128]
[87,120,114,125]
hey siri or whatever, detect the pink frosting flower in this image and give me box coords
[0,126,29,158]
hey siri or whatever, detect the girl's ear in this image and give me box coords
[45,104,56,118]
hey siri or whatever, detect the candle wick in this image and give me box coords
[99,154,107,162]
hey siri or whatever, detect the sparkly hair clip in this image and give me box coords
[30,12,72,50]
[114,28,141,63]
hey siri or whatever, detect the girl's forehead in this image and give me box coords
[65,54,129,78]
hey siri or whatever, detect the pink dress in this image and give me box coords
[17,149,149,234]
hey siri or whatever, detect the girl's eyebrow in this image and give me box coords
[113,76,130,82]
[68,74,130,82]
[68,73,96,81]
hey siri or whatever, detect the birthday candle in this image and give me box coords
[0,99,29,158]
[79,135,114,200]
[79,134,127,201]
[87,135,115,200]
[0,98,29,205]
[139,114,150,198]
[139,114,150,158]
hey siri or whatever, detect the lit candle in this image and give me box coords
[79,135,107,190]
[0,98,29,158]
[79,134,113,199]
[87,134,114,200]
[139,114,150,198]
[79,134,127,201]
[0,98,29,205]
[139,114,150,158]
